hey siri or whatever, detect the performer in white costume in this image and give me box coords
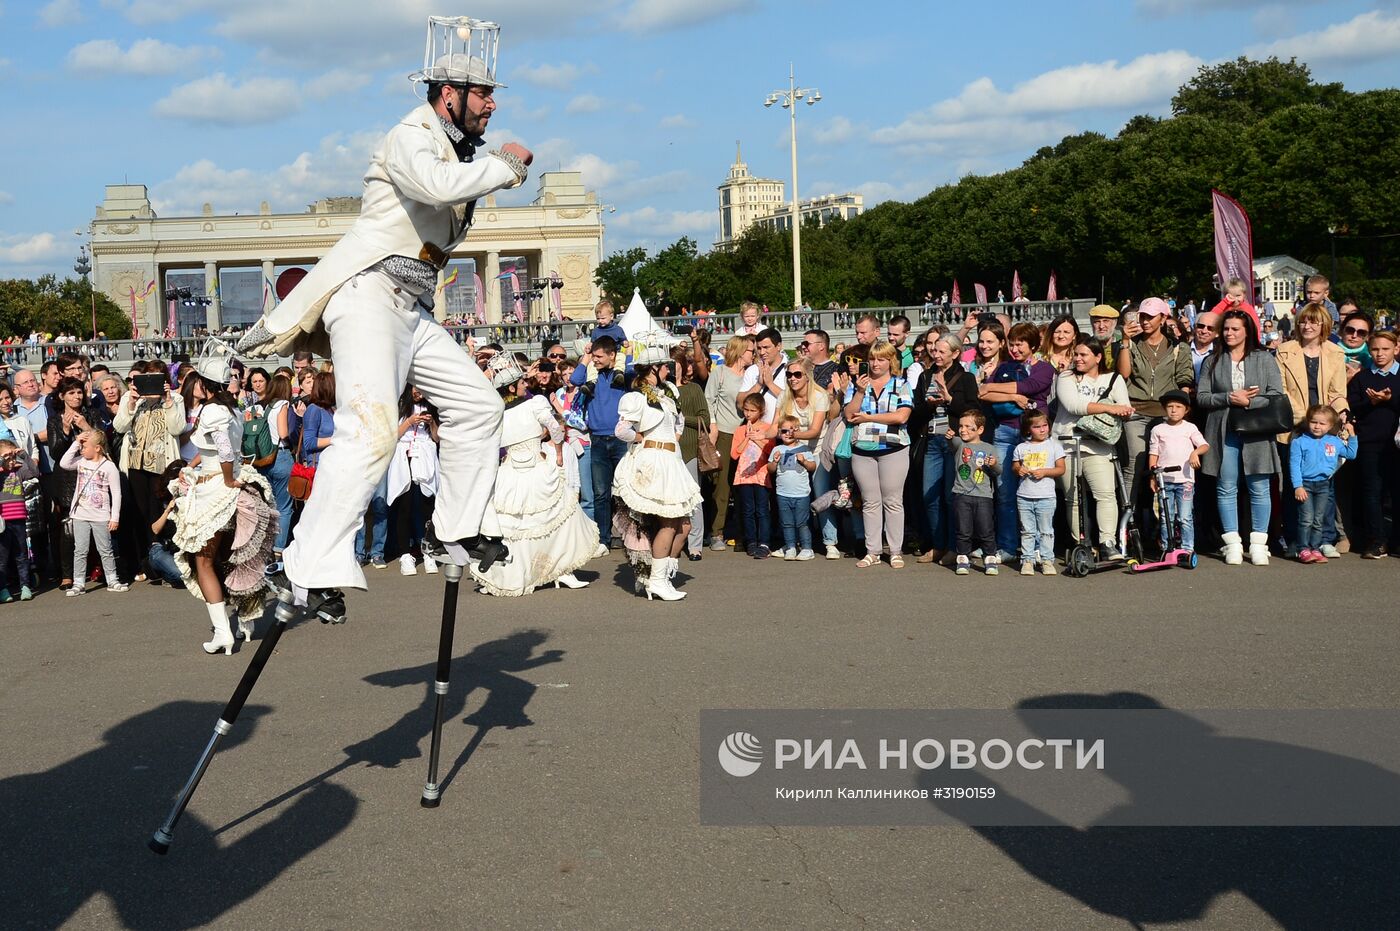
[167,339,279,655]
[612,341,702,601]
[236,18,531,618]
[150,19,530,856]
[470,357,599,596]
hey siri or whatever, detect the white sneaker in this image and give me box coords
[1020,561,1035,576]
[782,548,797,561]
[65,585,85,597]
[593,542,610,559]
[825,544,841,560]
[796,549,815,561]
[399,554,417,576]
[107,582,130,593]
[1319,544,1341,559]
[423,557,438,574]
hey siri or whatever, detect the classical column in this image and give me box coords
[261,259,275,313]
[485,251,501,324]
[204,261,221,332]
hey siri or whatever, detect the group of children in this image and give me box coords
[0,428,128,602]
[732,395,818,560]
[937,390,1356,576]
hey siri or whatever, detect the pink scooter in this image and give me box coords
[1132,465,1198,572]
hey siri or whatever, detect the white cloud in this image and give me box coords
[1247,10,1400,62]
[618,0,751,32]
[67,38,214,76]
[565,93,605,114]
[513,61,595,91]
[872,50,1201,159]
[659,113,693,129]
[303,68,371,100]
[38,0,83,27]
[610,206,715,241]
[0,191,13,205]
[811,115,856,145]
[1137,0,1323,14]
[153,73,300,124]
[0,232,66,265]
[149,129,385,216]
[929,51,1203,122]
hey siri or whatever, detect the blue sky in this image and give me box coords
[1,0,1398,280]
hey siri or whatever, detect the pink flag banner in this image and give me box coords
[951,281,961,306]
[1046,272,1058,302]
[1211,189,1254,297]
[472,273,485,324]
[1011,269,1022,302]
[973,283,988,305]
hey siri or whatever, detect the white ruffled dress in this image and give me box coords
[169,403,278,618]
[470,396,599,597]
[611,391,702,519]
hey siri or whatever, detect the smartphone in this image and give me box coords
[538,361,556,373]
[673,324,694,336]
[977,312,999,325]
[858,362,870,376]
[134,373,167,397]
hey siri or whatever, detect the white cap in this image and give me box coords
[419,52,504,88]
[410,16,506,89]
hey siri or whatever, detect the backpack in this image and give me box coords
[241,405,279,468]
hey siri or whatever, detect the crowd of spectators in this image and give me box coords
[0,274,1394,606]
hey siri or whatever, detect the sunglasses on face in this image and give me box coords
[779,428,796,434]
[788,372,805,381]
[547,353,566,361]
[1344,327,1370,337]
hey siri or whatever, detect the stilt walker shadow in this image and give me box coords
[151,549,507,854]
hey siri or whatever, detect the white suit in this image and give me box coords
[243,104,526,591]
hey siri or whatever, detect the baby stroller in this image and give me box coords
[1061,430,1144,578]
[1131,465,1198,572]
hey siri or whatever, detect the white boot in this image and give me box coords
[1249,532,1271,566]
[1221,531,1244,566]
[645,558,686,601]
[203,602,235,655]
[554,572,588,589]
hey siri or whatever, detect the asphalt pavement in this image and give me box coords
[2,551,1397,930]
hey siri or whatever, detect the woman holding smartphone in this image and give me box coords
[911,336,979,563]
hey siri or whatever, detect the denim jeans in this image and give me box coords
[922,433,954,551]
[1296,479,1333,551]
[777,493,812,552]
[993,422,1021,555]
[1016,495,1055,563]
[736,484,771,551]
[590,434,628,542]
[146,541,184,585]
[259,446,294,552]
[355,473,390,562]
[1216,431,1272,534]
[1159,481,1196,552]
[811,461,840,547]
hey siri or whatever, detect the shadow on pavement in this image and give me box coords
[0,700,358,930]
[924,692,1400,930]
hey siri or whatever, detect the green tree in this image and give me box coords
[593,246,648,304]
[637,237,698,301]
[1171,56,1344,124]
[0,275,132,339]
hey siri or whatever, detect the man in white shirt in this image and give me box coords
[736,328,787,423]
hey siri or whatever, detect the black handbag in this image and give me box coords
[1229,394,1294,436]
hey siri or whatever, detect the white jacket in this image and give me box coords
[242,103,526,358]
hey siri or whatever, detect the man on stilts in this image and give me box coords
[151,15,530,854]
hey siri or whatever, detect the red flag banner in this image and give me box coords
[951,281,961,306]
[1046,272,1058,302]
[1011,269,1022,302]
[974,283,988,305]
[1211,189,1254,297]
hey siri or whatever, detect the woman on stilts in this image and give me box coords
[611,340,702,601]
[469,356,599,596]
[167,340,279,654]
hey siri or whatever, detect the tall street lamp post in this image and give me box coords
[765,65,820,311]
[73,232,96,339]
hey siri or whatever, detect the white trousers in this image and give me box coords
[284,269,503,590]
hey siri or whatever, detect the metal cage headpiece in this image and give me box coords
[486,351,525,389]
[409,15,505,90]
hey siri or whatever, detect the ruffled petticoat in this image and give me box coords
[169,463,279,619]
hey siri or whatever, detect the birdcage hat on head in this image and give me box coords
[627,330,682,366]
[194,337,237,385]
[409,16,506,90]
[486,352,525,389]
